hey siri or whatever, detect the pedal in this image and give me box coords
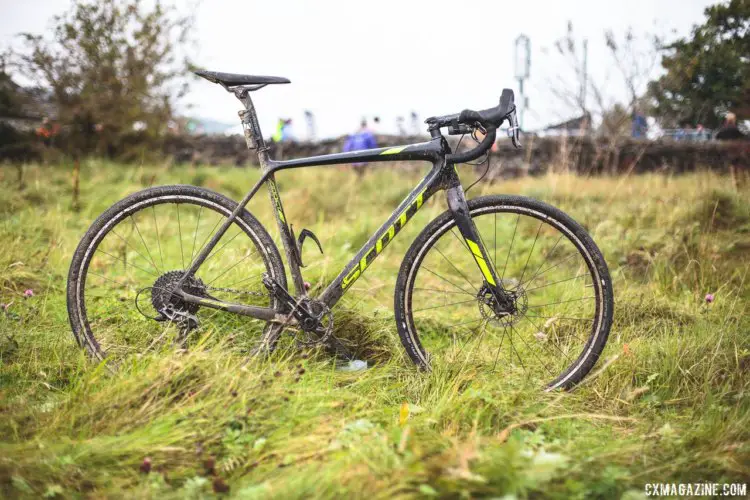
[297,228,323,267]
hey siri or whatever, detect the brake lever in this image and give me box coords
[507,107,522,149]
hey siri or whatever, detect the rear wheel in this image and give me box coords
[67,185,286,365]
[394,195,613,390]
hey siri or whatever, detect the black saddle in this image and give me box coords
[194,70,290,88]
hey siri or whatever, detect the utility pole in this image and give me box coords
[514,34,531,130]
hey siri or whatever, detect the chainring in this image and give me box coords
[294,298,334,347]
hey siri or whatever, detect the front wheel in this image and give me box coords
[394,195,613,390]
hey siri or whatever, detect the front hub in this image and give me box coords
[477,282,527,327]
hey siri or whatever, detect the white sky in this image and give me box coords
[1,0,715,138]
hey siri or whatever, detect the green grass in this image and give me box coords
[0,160,748,499]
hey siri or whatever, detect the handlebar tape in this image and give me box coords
[458,89,515,128]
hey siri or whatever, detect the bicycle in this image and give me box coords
[67,70,614,390]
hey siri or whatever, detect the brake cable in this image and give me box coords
[464,124,492,194]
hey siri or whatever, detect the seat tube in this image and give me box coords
[446,185,503,291]
[236,91,306,296]
[266,173,306,296]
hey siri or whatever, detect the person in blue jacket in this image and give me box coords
[343,120,377,176]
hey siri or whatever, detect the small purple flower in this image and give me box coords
[705,293,714,304]
[23,289,34,298]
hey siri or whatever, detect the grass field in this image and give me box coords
[1,160,749,499]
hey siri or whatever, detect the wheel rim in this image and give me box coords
[74,195,277,363]
[404,204,605,388]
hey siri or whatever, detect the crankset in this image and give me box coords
[261,274,333,345]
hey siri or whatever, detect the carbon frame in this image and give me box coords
[175,86,505,325]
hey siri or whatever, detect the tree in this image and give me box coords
[11,0,193,158]
[541,22,662,136]
[648,0,750,128]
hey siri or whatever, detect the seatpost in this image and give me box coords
[235,88,271,172]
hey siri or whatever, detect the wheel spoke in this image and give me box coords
[95,249,159,278]
[190,206,203,263]
[176,203,185,270]
[219,272,266,291]
[110,228,160,274]
[450,229,471,254]
[527,296,595,308]
[434,245,478,292]
[508,325,526,370]
[130,215,162,274]
[187,212,225,270]
[524,273,588,293]
[522,233,564,289]
[521,313,577,359]
[206,248,259,286]
[493,212,497,270]
[491,326,507,371]
[511,323,557,377]
[501,213,520,281]
[421,267,476,297]
[518,220,543,284]
[412,298,476,314]
[522,253,578,289]
[413,287,470,295]
[151,205,165,270]
[524,314,592,322]
[204,229,245,265]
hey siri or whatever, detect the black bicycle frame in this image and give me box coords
[175,87,506,322]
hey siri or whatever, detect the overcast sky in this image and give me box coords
[1,0,715,138]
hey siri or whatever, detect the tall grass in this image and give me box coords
[0,161,748,498]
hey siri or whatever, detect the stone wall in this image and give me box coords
[3,129,749,176]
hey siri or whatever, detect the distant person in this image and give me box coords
[272,118,284,142]
[695,124,706,141]
[272,118,293,143]
[372,116,383,136]
[631,109,648,138]
[36,117,60,147]
[715,113,746,141]
[343,120,377,177]
[396,116,406,136]
[282,118,294,141]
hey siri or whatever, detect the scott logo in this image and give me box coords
[342,190,425,290]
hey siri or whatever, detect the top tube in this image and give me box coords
[268,137,445,172]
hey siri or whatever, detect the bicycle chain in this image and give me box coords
[204,286,268,298]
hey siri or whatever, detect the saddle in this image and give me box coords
[194,70,290,88]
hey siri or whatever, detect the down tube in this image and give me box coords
[318,167,442,308]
